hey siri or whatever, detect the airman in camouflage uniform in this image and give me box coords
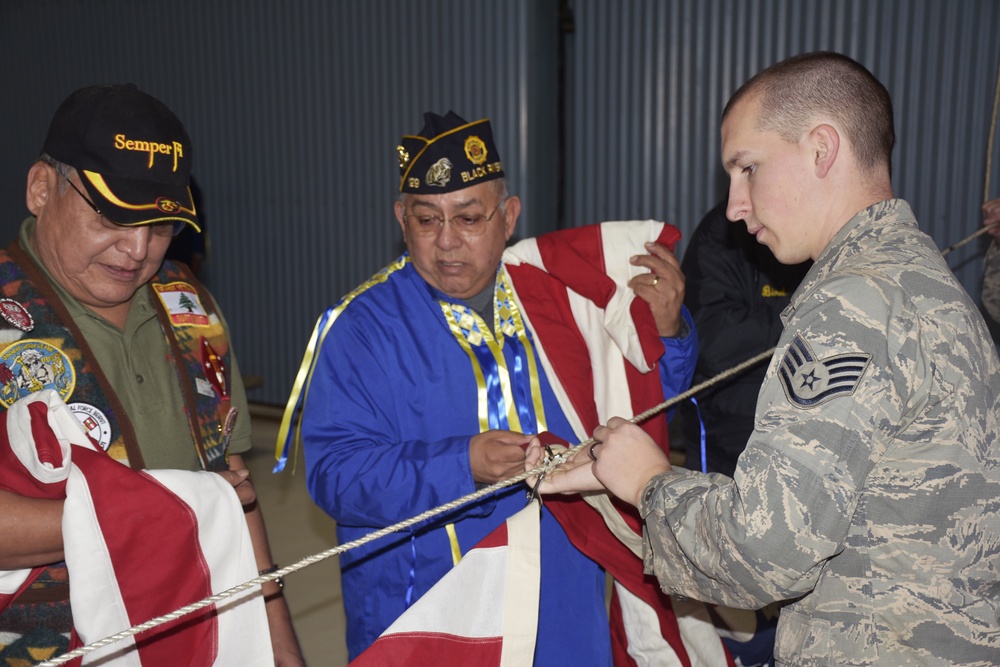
[527,52,1000,666]
[640,198,1000,665]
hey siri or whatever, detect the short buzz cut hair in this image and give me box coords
[722,51,895,173]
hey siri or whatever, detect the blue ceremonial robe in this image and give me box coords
[301,255,697,664]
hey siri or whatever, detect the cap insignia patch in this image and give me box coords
[396,145,410,169]
[778,335,871,408]
[156,197,181,214]
[464,135,488,165]
[426,158,453,187]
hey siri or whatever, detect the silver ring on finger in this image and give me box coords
[588,442,600,461]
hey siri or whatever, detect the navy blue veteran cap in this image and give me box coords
[397,111,505,194]
[41,84,199,230]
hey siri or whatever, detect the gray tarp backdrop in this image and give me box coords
[2,0,998,405]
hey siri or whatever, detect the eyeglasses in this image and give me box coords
[58,172,185,237]
[403,202,504,238]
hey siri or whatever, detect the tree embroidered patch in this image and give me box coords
[152,281,210,327]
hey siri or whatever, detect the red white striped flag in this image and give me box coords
[350,222,736,667]
[352,503,541,666]
[506,221,734,667]
[0,390,272,666]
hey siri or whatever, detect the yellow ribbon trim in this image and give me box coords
[445,523,462,565]
[275,257,408,471]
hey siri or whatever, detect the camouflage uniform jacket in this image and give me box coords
[639,199,1000,666]
[982,241,1000,325]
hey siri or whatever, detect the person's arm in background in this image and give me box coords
[657,307,698,401]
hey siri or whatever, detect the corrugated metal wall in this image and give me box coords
[565,0,1000,287]
[0,0,559,405]
[1,0,998,405]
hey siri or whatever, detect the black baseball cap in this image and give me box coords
[397,111,505,194]
[42,84,199,231]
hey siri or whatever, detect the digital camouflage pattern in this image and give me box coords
[982,241,1000,325]
[639,200,1000,665]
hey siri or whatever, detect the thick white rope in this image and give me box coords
[36,347,775,666]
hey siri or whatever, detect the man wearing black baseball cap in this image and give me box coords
[280,111,699,663]
[0,85,303,665]
[41,83,199,233]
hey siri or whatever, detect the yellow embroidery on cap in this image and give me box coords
[114,134,185,171]
[460,161,503,184]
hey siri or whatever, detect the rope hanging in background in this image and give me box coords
[946,56,1000,257]
[984,56,1000,206]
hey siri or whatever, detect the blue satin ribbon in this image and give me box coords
[472,340,506,430]
[506,335,537,434]
[691,396,708,474]
[405,528,417,609]
[464,321,537,434]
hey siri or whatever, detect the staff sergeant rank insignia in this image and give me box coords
[778,335,871,408]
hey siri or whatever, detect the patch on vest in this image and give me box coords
[201,338,229,399]
[778,335,871,408]
[0,298,34,332]
[0,340,76,407]
[195,377,216,397]
[69,402,112,451]
[152,281,210,327]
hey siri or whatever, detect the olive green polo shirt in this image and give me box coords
[19,217,252,470]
